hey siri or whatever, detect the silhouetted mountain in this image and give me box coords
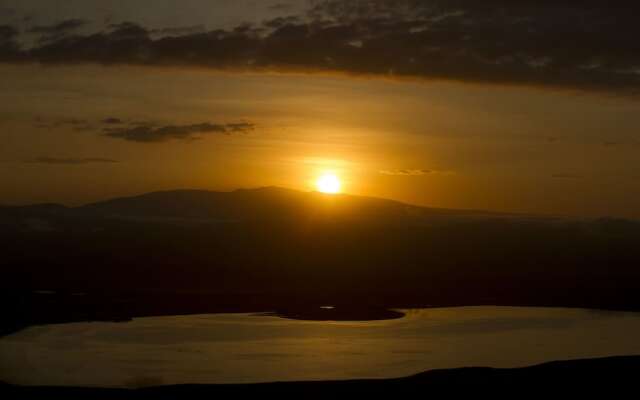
[1,187,529,224]
[1,187,640,332]
[77,187,516,223]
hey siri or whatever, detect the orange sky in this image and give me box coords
[1,63,639,217]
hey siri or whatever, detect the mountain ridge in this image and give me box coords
[1,186,541,222]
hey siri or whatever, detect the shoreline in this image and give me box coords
[1,356,639,395]
[3,291,640,338]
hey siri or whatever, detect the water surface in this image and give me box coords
[1,306,640,388]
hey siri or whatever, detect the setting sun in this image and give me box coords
[316,173,342,194]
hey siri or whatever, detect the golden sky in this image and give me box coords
[1,63,639,217]
[1,1,640,217]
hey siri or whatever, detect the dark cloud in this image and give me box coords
[106,22,148,38]
[102,117,123,124]
[302,0,640,94]
[2,2,640,95]
[26,156,118,165]
[262,16,301,29]
[32,116,254,142]
[28,19,87,43]
[150,25,206,37]
[226,122,256,132]
[102,122,254,143]
[0,25,18,40]
[379,168,452,176]
[0,24,20,59]
[29,19,87,34]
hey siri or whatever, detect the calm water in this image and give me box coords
[2,306,640,388]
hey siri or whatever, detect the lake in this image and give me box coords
[1,306,640,388]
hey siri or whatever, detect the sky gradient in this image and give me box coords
[1,0,639,217]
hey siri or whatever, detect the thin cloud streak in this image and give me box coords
[380,169,453,176]
[102,122,255,143]
[26,157,119,165]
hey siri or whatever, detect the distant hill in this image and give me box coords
[1,187,640,315]
[80,187,410,221]
[2,187,533,224]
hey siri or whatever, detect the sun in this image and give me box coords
[316,173,342,194]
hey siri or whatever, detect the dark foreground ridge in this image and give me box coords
[1,356,639,397]
[2,187,640,335]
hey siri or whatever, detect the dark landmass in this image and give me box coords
[2,187,640,335]
[1,356,639,397]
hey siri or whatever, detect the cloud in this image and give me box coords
[102,121,254,143]
[28,19,87,43]
[106,22,147,38]
[2,2,640,95]
[26,157,118,165]
[150,25,206,37]
[226,122,256,132]
[262,16,301,30]
[102,117,123,124]
[32,116,255,142]
[0,25,18,40]
[379,168,452,176]
[28,19,86,35]
[0,25,20,59]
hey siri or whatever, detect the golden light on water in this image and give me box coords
[316,173,342,194]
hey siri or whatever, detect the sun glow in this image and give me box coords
[316,173,342,194]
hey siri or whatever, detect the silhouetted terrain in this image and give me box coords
[2,187,640,332]
[1,356,638,397]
